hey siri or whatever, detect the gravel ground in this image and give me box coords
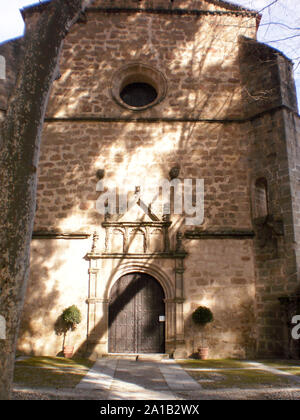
[177,387,300,400]
[12,358,300,400]
[12,385,300,400]
[12,386,108,400]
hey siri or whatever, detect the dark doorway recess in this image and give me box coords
[108,272,165,353]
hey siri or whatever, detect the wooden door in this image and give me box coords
[108,273,165,353]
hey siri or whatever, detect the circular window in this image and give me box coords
[111,63,167,111]
[120,82,158,108]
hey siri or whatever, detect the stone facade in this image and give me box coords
[1,0,300,359]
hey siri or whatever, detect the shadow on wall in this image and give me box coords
[17,240,62,355]
[73,210,176,358]
[184,300,257,360]
[15,10,285,358]
[45,12,250,120]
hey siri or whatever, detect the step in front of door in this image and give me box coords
[104,353,170,361]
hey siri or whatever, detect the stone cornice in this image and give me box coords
[85,251,187,259]
[86,7,257,17]
[164,297,185,304]
[185,229,255,239]
[32,231,90,239]
[20,0,258,19]
[102,221,172,228]
[86,298,109,304]
[32,229,254,240]
[43,105,300,124]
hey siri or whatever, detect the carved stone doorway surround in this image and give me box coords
[85,220,187,357]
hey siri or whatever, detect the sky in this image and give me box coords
[0,0,299,104]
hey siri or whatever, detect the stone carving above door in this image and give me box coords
[102,221,171,255]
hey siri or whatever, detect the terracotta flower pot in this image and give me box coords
[63,345,74,358]
[198,347,209,360]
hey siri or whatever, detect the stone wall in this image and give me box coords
[44,9,256,120]
[17,238,91,356]
[246,110,298,356]
[183,238,256,358]
[7,1,300,358]
[23,113,257,357]
[238,36,300,356]
[284,111,300,277]
[239,37,298,119]
[33,120,252,234]
[89,0,256,13]
[18,235,256,358]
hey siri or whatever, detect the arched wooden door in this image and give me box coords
[108,272,165,353]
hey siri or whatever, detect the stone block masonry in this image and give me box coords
[0,0,299,358]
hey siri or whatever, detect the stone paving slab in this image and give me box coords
[76,359,118,390]
[108,385,176,400]
[159,360,203,391]
[114,360,170,390]
[75,357,201,399]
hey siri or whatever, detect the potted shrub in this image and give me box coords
[61,305,82,358]
[192,306,214,360]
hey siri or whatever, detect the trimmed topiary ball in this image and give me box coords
[62,305,82,328]
[192,306,213,326]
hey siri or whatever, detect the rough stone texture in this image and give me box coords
[248,109,299,356]
[0,37,23,110]
[1,0,299,358]
[33,120,252,233]
[45,11,256,120]
[183,238,256,358]
[89,0,256,13]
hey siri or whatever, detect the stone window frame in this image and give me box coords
[252,176,269,220]
[110,62,167,111]
[0,55,5,80]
